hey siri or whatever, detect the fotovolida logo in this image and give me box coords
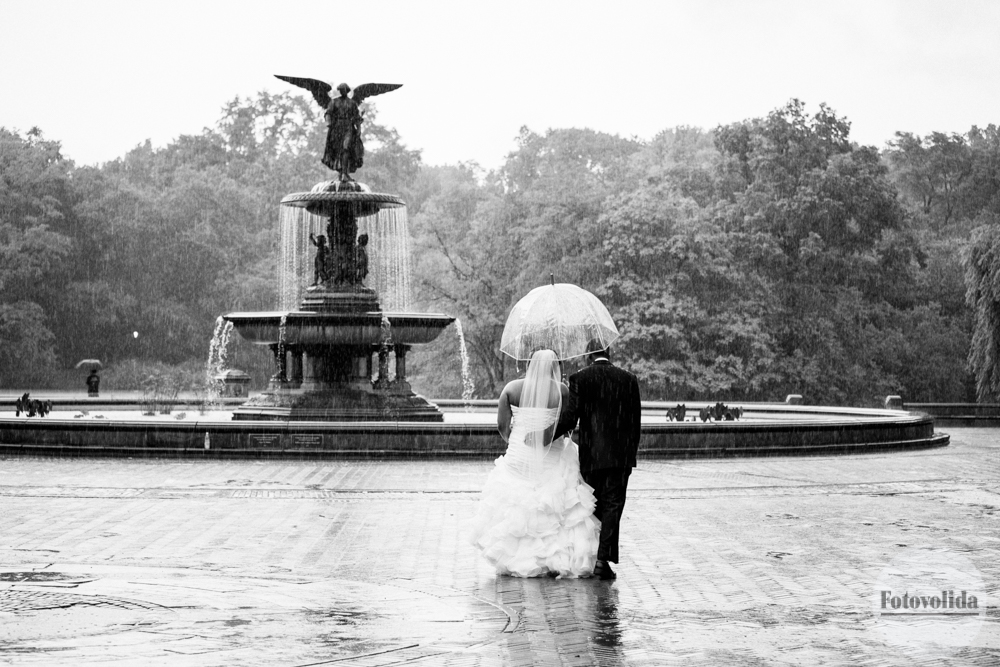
[872,548,987,655]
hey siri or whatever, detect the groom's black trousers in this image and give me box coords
[583,467,631,564]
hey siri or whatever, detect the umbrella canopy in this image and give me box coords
[74,359,102,370]
[500,283,619,361]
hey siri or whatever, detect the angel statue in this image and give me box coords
[275,75,402,182]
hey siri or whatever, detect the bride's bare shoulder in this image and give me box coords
[499,379,525,405]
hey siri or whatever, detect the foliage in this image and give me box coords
[0,128,74,385]
[409,129,641,397]
[965,218,1000,401]
[885,132,971,229]
[1,95,992,406]
[599,181,778,400]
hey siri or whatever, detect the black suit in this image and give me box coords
[556,358,642,564]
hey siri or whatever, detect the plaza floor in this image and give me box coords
[0,429,997,666]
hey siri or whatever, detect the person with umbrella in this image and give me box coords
[86,369,100,397]
[77,360,103,397]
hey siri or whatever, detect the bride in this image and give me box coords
[469,349,600,578]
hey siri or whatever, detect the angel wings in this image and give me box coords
[274,75,402,179]
[274,75,402,108]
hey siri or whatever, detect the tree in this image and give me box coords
[409,164,514,395]
[713,101,935,404]
[965,218,1000,401]
[600,183,778,399]
[965,125,1000,220]
[0,128,74,384]
[886,131,973,229]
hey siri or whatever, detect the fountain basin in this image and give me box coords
[223,311,454,346]
[0,398,949,458]
[221,311,456,422]
[281,189,405,219]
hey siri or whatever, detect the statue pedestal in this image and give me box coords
[301,285,379,313]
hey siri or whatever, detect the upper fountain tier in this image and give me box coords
[281,180,404,218]
[280,180,411,313]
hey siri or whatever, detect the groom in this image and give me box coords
[556,340,642,580]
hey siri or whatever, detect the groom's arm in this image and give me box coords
[554,378,580,440]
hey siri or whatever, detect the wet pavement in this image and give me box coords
[0,428,997,666]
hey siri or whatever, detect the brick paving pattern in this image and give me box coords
[0,428,997,665]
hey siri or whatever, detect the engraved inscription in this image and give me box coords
[292,434,324,448]
[248,433,282,449]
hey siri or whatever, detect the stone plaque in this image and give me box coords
[248,433,282,449]
[292,434,324,448]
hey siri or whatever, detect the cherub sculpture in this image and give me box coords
[309,233,329,285]
[355,233,369,285]
[275,75,402,181]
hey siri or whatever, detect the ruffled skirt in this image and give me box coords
[469,438,600,578]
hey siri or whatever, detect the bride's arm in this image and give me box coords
[497,387,513,443]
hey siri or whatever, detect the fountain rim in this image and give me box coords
[222,311,456,347]
[0,399,948,460]
[280,191,405,209]
[222,310,455,323]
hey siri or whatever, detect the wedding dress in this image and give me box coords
[469,404,600,578]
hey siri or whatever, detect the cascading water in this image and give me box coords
[205,317,234,408]
[377,314,395,382]
[454,318,475,403]
[363,207,412,312]
[278,203,413,312]
[278,207,312,310]
[276,314,288,381]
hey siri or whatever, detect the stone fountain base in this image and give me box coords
[223,311,455,422]
[232,383,445,422]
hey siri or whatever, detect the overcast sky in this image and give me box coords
[2,0,998,170]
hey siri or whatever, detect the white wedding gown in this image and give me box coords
[469,406,600,578]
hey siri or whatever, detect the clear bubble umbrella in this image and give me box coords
[500,283,620,361]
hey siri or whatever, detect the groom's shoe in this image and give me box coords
[593,560,616,580]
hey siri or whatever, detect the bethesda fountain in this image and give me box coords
[222,76,454,421]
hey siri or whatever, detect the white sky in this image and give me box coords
[1,0,998,170]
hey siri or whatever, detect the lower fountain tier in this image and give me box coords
[231,386,446,422]
[223,311,455,347]
[223,311,456,422]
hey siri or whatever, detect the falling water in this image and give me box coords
[278,200,413,311]
[278,207,317,310]
[454,318,475,403]
[360,207,412,312]
[377,314,395,382]
[277,314,288,380]
[205,317,234,408]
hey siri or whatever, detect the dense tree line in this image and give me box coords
[412,102,996,405]
[2,95,998,404]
